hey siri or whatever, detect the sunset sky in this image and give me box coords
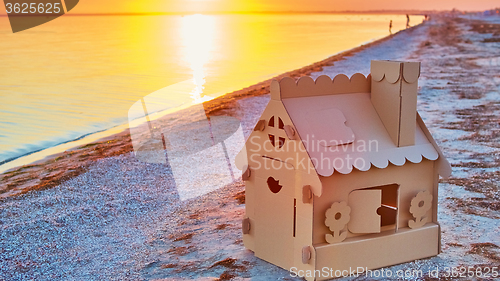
[80,0,499,13]
[1,0,499,15]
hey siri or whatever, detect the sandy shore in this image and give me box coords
[1,14,500,280]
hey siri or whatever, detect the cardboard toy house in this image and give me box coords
[235,60,451,280]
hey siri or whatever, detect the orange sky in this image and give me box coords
[1,0,499,15]
[75,0,499,13]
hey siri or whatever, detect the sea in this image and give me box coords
[0,13,423,169]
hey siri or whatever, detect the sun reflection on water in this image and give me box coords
[179,14,217,104]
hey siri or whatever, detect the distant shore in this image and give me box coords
[0,24,423,199]
[0,10,440,17]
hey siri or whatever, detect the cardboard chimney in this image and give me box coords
[371,61,420,147]
[236,60,451,280]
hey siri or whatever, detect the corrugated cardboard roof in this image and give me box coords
[282,92,441,176]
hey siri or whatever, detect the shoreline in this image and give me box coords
[2,14,500,279]
[0,24,422,199]
[0,11,438,17]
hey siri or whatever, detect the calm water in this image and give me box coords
[0,13,422,165]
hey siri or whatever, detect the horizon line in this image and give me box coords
[0,9,489,17]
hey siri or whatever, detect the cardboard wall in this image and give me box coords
[242,147,318,272]
[313,159,436,245]
[236,98,323,195]
[239,97,320,272]
[315,224,439,280]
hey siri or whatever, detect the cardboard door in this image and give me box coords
[253,157,295,269]
[348,189,382,233]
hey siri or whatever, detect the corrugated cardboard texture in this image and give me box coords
[282,92,438,176]
[315,224,440,280]
[314,160,435,244]
[235,99,323,196]
[371,60,421,147]
[348,190,382,233]
[417,113,452,178]
[304,108,355,146]
[252,156,295,269]
[279,74,371,99]
[237,60,451,278]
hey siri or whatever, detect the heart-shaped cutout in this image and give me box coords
[267,176,282,194]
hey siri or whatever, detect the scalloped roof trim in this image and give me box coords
[371,60,420,84]
[279,73,371,99]
[312,143,439,177]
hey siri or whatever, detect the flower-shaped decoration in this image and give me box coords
[324,201,351,243]
[408,190,433,229]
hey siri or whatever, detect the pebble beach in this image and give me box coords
[1,14,500,280]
